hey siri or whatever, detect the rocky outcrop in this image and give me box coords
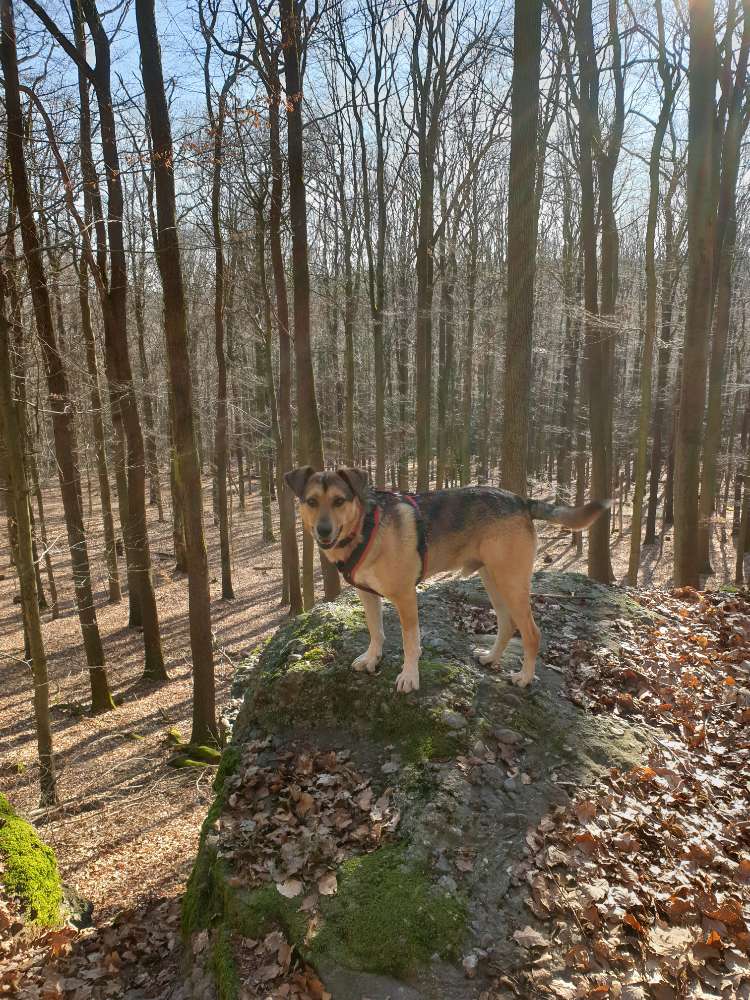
[184,572,654,999]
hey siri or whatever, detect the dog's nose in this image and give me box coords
[318,521,333,539]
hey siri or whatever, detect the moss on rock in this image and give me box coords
[0,794,63,927]
[182,745,243,937]
[236,601,473,764]
[224,882,307,944]
[165,727,183,746]
[210,925,240,1000]
[312,844,466,976]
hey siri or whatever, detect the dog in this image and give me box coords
[285,466,610,694]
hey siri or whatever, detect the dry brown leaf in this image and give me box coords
[513,926,549,949]
[317,873,337,896]
[276,879,303,898]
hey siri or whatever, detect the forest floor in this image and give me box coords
[0,476,745,999]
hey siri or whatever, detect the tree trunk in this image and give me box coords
[627,0,673,585]
[2,0,115,713]
[674,0,716,587]
[74,0,166,678]
[135,0,219,743]
[265,94,302,614]
[501,0,542,496]
[202,30,235,600]
[132,260,163,521]
[78,252,121,603]
[697,4,749,572]
[415,163,435,492]
[0,306,57,806]
[279,0,339,603]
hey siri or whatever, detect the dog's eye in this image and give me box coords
[306,498,318,508]
[333,497,345,507]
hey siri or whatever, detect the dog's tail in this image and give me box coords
[527,497,611,531]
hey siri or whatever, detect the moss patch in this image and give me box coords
[256,599,366,684]
[168,745,222,767]
[182,842,217,937]
[0,794,62,927]
[182,745,243,937]
[211,925,240,1000]
[239,601,472,763]
[225,883,307,943]
[510,693,568,755]
[312,844,466,976]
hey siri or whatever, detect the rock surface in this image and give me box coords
[185,572,654,999]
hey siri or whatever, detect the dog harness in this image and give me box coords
[334,491,428,597]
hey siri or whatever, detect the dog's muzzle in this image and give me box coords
[315,528,340,549]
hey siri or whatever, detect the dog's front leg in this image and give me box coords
[352,589,384,674]
[393,590,421,693]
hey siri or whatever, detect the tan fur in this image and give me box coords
[286,467,608,693]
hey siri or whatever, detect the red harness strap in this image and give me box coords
[335,506,382,595]
[334,492,428,596]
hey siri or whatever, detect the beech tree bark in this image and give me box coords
[627,0,676,585]
[0,302,57,806]
[697,0,750,574]
[501,0,542,496]
[247,1,302,614]
[135,0,219,743]
[200,0,240,599]
[279,0,340,603]
[3,0,115,713]
[674,0,716,587]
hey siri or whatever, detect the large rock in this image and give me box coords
[0,793,63,930]
[184,572,653,999]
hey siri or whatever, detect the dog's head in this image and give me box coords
[284,466,368,549]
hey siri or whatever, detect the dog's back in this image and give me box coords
[412,486,608,578]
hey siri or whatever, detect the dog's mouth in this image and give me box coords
[315,528,341,549]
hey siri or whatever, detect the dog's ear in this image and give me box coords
[336,467,368,502]
[285,465,315,499]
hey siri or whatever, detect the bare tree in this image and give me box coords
[674,0,716,587]
[134,0,219,743]
[501,0,542,496]
[3,0,115,713]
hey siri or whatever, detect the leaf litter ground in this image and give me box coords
[473,586,750,1000]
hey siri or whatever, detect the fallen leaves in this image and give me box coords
[1,896,187,1000]
[316,872,337,896]
[513,925,550,949]
[232,929,331,1000]
[493,586,750,999]
[217,738,399,906]
[183,738,400,996]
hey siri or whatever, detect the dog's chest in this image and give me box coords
[353,564,387,597]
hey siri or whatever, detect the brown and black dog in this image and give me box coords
[285,466,609,694]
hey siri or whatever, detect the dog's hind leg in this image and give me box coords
[352,589,384,674]
[494,579,540,688]
[482,533,540,688]
[475,568,515,667]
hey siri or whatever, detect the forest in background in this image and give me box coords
[1,0,749,811]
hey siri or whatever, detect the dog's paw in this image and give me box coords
[352,650,382,674]
[509,669,534,688]
[395,668,419,693]
[474,646,498,666]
